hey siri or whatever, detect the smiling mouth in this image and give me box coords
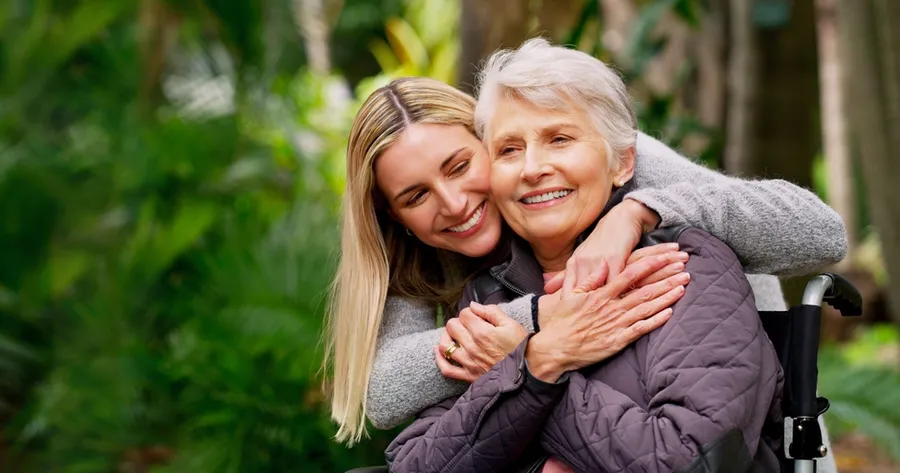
[445,202,485,233]
[520,189,573,204]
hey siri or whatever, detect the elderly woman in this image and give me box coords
[385,39,783,473]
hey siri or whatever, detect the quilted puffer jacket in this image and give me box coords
[385,226,784,473]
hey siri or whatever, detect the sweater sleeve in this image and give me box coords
[539,229,783,473]
[366,295,536,429]
[626,132,848,276]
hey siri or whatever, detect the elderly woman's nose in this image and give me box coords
[522,147,551,182]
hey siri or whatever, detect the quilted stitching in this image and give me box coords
[537,228,783,473]
[385,229,783,473]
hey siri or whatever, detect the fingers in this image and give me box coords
[624,308,673,342]
[620,283,686,328]
[574,260,609,293]
[631,261,686,289]
[468,302,510,327]
[574,258,593,291]
[561,258,578,296]
[446,316,477,351]
[601,251,686,300]
[434,346,475,382]
[625,243,680,266]
[544,271,565,294]
[620,272,689,310]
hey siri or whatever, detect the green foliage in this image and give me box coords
[566,0,720,167]
[0,1,395,471]
[367,0,460,84]
[820,325,900,460]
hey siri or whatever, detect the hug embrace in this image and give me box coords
[326,38,848,473]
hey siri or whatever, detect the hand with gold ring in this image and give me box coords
[434,302,528,383]
[443,341,460,361]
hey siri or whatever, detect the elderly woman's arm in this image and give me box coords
[628,132,847,275]
[366,296,535,429]
[537,228,783,473]
[385,340,563,473]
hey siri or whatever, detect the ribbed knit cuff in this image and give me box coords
[531,295,541,333]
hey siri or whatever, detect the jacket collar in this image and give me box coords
[490,179,636,296]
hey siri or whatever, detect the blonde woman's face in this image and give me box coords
[374,123,503,257]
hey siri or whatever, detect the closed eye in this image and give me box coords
[449,160,469,176]
[406,189,428,206]
[497,146,518,156]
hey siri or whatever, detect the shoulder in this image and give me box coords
[643,225,740,273]
[645,227,756,347]
[384,295,434,316]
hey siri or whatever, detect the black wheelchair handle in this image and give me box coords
[802,273,863,317]
[822,272,863,316]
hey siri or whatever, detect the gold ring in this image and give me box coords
[444,342,460,361]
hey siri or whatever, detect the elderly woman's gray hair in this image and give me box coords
[474,38,638,169]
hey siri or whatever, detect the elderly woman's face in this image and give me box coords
[374,123,503,257]
[486,97,630,248]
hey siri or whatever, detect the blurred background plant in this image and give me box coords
[0,0,897,472]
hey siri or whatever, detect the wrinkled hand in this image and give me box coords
[544,243,686,295]
[527,250,689,382]
[544,199,661,294]
[435,303,528,383]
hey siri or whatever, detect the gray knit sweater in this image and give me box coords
[366,133,846,472]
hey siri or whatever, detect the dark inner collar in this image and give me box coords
[496,179,637,296]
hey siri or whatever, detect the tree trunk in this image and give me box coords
[457,0,532,92]
[837,0,900,322]
[456,0,583,93]
[724,0,758,176]
[751,0,820,189]
[815,0,857,269]
[294,0,331,75]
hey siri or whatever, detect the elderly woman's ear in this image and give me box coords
[612,146,636,187]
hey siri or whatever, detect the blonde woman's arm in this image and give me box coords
[626,132,847,275]
[365,295,535,429]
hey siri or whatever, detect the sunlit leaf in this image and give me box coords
[384,17,429,71]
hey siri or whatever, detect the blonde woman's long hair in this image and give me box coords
[326,77,480,444]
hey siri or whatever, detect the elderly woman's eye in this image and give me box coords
[551,135,570,144]
[498,146,516,156]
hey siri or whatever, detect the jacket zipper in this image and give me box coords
[490,267,527,297]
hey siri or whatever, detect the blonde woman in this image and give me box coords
[326,77,847,450]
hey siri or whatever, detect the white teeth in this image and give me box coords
[448,204,484,233]
[522,190,572,204]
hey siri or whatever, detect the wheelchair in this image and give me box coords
[347,272,863,473]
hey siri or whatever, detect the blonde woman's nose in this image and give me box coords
[436,186,467,218]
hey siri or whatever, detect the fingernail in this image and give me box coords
[661,308,673,317]
[669,262,685,271]
[676,252,689,260]
[665,243,679,250]
[470,301,484,309]
[677,272,691,282]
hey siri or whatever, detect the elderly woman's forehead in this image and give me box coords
[486,96,592,136]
